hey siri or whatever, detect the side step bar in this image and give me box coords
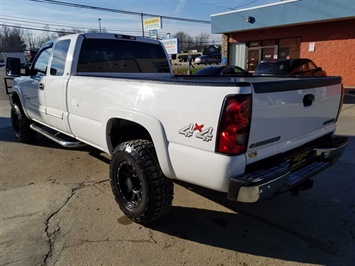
[30,124,86,148]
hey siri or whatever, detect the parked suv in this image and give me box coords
[194,55,220,65]
[254,58,326,77]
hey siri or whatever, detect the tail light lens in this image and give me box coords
[216,95,252,155]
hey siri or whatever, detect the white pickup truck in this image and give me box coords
[5,33,348,224]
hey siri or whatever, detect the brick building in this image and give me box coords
[211,0,355,87]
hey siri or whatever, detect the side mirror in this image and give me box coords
[6,57,21,77]
[50,68,57,76]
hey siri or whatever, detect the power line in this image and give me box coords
[0,23,73,34]
[0,16,144,34]
[0,23,221,44]
[1,15,91,30]
[2,1,219,45]
[228,0,259,10]
[29,0,211,24]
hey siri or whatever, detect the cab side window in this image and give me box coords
[290,60,307,74]
[33,44,53,75]
[51,40,71,76]
[307,60,317,71]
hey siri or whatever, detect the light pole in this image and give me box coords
[98,18,102,33]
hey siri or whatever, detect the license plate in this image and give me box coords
[291,151,311,171]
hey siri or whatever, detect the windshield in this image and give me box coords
[254,61,289,75]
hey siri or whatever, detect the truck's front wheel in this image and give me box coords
[11,103,36,143]
[110,140,173,224]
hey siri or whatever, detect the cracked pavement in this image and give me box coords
[1,67,355,265]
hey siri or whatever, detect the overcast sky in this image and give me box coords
[1,0,278,42]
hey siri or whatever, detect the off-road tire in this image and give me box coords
[11,102,36,143]
[110,139,174,224]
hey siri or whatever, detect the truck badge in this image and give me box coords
[179,123,213,142]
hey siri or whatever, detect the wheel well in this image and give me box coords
[11,92,20,105]
[107,118,152,153]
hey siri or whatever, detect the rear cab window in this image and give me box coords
[77,38,170,74]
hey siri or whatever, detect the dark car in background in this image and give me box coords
[194,65,250,76]
[253,58,326,77]
[194,55,220,65]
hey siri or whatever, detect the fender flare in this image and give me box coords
[10,85,31,118]
[102,107,176,179]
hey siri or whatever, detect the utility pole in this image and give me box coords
[98,18,102,32]
[141,13,144,37]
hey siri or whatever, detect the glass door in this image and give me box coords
[261,46,278,60]
[247,48,259,72]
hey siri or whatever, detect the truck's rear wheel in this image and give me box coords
[110,139,173,224]
[11,103,36,143]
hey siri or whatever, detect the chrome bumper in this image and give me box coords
[228,135,349,203]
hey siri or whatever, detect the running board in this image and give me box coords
[30,124,86,148]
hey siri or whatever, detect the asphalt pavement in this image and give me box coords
[0,67,354,266]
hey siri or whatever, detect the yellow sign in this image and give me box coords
[143,17,162,30]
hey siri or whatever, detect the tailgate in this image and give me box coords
[247,77,342,163]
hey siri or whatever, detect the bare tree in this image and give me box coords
[87,27,107,33]
[174,31,211,52]
[20,26,109,51]
[56,27,83,37]
[23,30,39,51]
[0,26,26,52]
[194,33,210,50]
[33,25,58,47]
[174,31,195,52]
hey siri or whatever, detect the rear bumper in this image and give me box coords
[228,135,349,203]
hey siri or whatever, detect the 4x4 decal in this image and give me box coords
[179,123,214,142]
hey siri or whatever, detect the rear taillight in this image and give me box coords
[216,95,252,155]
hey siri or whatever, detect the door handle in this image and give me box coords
[39,83,45,90]
[303,94,315,107]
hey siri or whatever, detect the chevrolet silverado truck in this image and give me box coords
[5,33,348,224]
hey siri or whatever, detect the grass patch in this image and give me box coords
[172,66,205,75]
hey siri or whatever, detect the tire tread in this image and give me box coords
[110,139,173,224]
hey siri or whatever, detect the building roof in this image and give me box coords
[211,0,355,34]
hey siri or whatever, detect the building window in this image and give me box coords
[249,41,261,47]
[262,39,277,46]
[278,38,301,59]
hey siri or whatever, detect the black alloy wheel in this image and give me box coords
[110,139,174,224]
[11,102,36,143]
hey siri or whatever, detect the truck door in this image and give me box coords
[22,43,53,125]
[44,39,72,133]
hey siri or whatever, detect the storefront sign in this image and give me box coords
[160,38,179,54]
[143,17,162,30]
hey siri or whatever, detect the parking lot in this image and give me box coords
[0,66,354,266]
